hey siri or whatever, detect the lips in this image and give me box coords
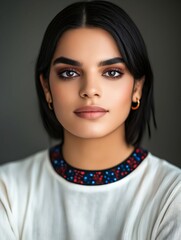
[74,106,108,119]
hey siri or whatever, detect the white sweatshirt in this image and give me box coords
[0,149,180,240]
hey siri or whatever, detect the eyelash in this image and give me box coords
[57,68,80,80]
[56,68,123,80]
[102,68,123,79]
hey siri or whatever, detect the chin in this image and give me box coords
[72,131,108,139]
[67,127,121,140]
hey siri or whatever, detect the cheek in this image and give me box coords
[50,83,77,123]
[49,75,78,105]
[108,80,134,107]
[49,82,65,112]
[52,90,69,110]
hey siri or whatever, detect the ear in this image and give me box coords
[132,76,145,102]
[39,74,52,103]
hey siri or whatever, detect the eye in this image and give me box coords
[57,69,80,79]
[103,69,123,78]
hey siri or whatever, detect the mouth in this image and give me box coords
[74,106,109,120]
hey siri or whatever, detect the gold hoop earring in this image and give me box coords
[48,101,53,110]
[131,98,140,110]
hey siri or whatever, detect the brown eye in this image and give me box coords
[57,70,80,79]
[103,69,123,78]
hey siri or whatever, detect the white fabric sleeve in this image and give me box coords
[155,181,181,239]
[0,180,18,240]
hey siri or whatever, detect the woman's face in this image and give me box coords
[41,27,143,140]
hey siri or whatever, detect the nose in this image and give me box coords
[79,77,101,99]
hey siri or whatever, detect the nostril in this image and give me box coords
[83,93,88,98]
[80,92,100,98]
[79,87,101,98]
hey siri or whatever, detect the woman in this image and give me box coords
[0,1,180,239]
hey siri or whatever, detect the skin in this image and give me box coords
[40,27,144,170]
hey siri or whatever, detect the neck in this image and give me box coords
[62,129,134,170]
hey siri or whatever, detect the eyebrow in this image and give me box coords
[99,57,124,66]
[53,57,81,66]
[53,56,124,67]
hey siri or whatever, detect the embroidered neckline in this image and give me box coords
[49,144,148,186]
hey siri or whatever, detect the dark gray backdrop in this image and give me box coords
[0,0,181,167]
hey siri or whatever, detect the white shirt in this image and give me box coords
[0,149,181,240]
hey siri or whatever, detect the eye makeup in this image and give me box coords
[53,58,126,81]
[102,67,124,79]
[56,67,81,80]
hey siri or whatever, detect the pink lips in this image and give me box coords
[74,106,108,119]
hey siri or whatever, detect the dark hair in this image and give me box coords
[35,0,156,146]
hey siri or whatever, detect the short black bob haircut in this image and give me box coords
[35,0,156,146]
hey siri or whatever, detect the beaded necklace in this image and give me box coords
[50,144,148,186]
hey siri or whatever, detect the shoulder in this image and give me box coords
[133,152,181,216]
[145,153,181,182]
[0,149,49,196]
[0,149,50,239]
[144,154,181,239]
[0,148,50,219]
[140,153,181,198]
[130,152,181,239]
[0,148,49,177]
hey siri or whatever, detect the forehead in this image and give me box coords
[52,27,121,61]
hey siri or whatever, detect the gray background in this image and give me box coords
[0,0,180,167]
